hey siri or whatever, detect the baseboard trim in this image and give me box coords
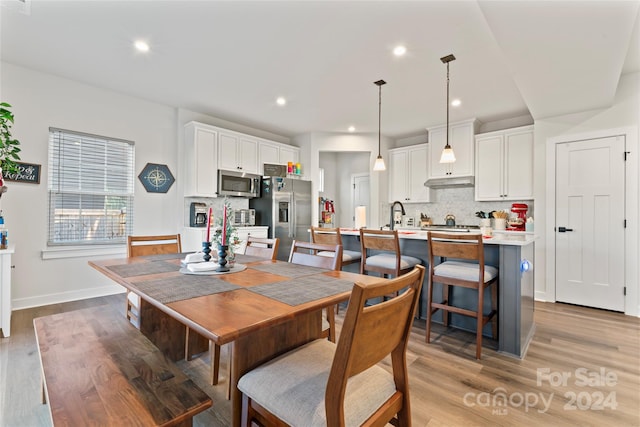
[535,290,552,302]
[12,284,125,311]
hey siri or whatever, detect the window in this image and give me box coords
[48,128,134,246]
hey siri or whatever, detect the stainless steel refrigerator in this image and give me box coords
[249,177,312,261]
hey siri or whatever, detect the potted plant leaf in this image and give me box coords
[0,102,22,196]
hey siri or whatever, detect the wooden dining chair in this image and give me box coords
[310,226,361,268]
[127,234,213,382]
[288,240,342,342]
[126,234,182,325]
[244,236,279,260]
[238,265,425,427]
[426,231,498,359]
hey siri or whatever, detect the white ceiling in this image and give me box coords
[1,0,638,139]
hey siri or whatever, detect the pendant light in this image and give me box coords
[439,54,456,164]
[373,79,387,171]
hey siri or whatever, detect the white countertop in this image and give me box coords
[337,228,536,246]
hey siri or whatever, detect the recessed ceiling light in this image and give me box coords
[393,45,407,56]
[451,99,461,107]
[348,126,355,132]
[134,40,150,52]
[276,97,286,106]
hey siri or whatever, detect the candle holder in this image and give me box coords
[216,244,230,272]
[202,241,212,262]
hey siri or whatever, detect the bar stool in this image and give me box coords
[359,229,421,283]
[310,226,361,268]
[425,231,498,359]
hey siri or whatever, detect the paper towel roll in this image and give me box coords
[355,206,366,229]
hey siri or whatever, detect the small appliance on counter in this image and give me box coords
[509,203,528,231]
[232,209,256,226]
[189,202,207,227]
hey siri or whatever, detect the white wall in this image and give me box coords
[1,62,294,309]
[536,72,639,315]
[295,132,391,229]
[2,62,179,308]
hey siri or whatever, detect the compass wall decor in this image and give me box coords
[138,163,175,193]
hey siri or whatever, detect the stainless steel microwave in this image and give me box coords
[217,170,261,198]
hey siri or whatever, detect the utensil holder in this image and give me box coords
[493,218,506,230]
[216,244,230,272]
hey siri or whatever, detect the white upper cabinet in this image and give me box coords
[184,122,218,197]
[475,125,534,201]
[257,140,300,175]
[218,131,259,174]
[427,118,478,179]
[278,144,299,166]
[389,143,431,203]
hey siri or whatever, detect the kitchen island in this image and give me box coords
[337,229,535,359]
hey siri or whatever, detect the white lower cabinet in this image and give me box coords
[0,246,15,338]
[475,125,534,201]
[234,226,268,254]
[388,143,431,203]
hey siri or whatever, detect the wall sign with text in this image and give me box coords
[3,162,41,184]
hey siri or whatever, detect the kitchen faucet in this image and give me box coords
[389,201,406,231]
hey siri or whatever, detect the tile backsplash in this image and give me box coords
[384,187,534,227]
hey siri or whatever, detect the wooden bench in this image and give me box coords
[34,305,212,427]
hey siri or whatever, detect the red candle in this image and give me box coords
[222,205,227,245]
[206,207,212,242]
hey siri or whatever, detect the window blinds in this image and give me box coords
[48,128,135,245]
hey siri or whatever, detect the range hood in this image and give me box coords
[424,176,475,188]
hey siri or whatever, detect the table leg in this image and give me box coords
[229,310,322,427]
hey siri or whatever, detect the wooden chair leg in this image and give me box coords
[491,280,498,339]
[326,306,336,343]
[226,348,232,400]
[210,341,221,385]
[476,286,484,360]
[442,284,450,327]
[426,278,433,343]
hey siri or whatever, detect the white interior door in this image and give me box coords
[352,173,370,228]
[555,136,625,311]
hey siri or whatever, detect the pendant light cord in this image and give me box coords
[378,84,382,155]
[446,61,450,148]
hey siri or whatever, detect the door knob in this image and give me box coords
[558,227,574,232]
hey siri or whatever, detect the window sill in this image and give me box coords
[41,245,127,260]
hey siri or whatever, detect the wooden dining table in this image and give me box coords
[89,252,384,426]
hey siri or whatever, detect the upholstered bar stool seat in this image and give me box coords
[364,253,421,272]
[434,260,498,283]
[318,248,361,262]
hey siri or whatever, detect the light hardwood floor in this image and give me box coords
[1,294,638,426]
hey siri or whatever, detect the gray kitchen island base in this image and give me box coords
[340,230,536,359]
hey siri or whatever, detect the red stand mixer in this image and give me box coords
[509,203,528,231]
